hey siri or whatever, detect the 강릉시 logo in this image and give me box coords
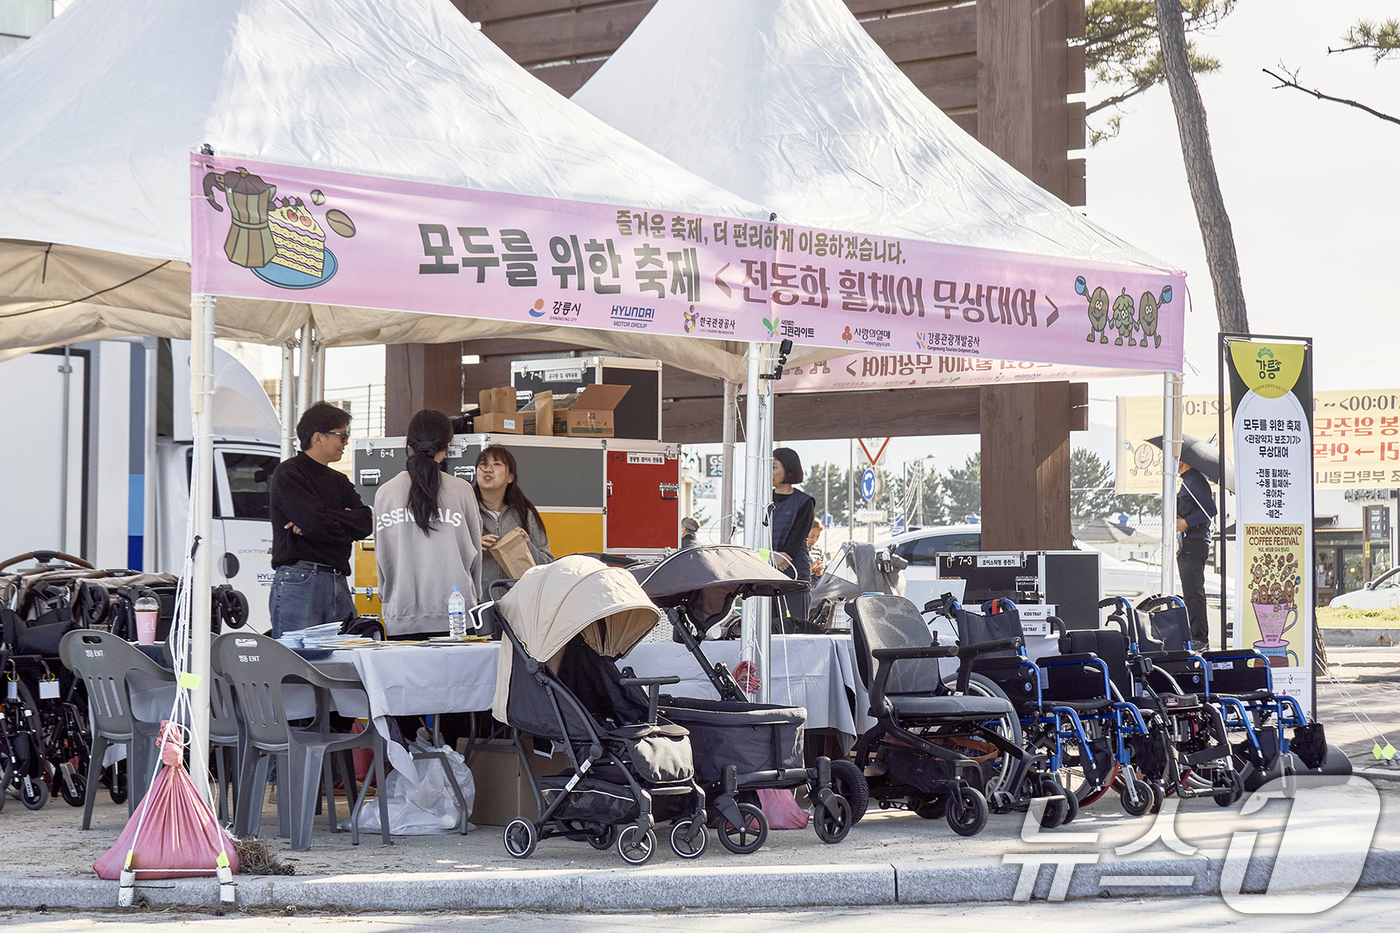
[528,299,547,318]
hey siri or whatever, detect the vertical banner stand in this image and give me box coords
[740,342,774,703]
[1222,333,1316,717]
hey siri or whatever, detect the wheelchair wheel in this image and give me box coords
[828,759,869,823]
[813,793,852,844]
[503,818,538,859]
[1119,771,1151,817]
[1213,770,1244,807]
[669,818,707,859]
[617,825,657,865]
[717,801,768,854]
[107,761,128,804]
[1037,775,1070,829]
[56,769,86,807]
[0,754,9,813]
[18,770,49,810]
[945,785,988,837]
[939,673,1022,798]
[911,794,946,819]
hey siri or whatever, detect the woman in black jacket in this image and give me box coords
[771,447,815,630]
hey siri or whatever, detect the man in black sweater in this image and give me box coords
[1176,460,1218,646]
[267,402,373,638]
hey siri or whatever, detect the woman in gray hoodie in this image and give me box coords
[373,410,482,636]
[474,444,553,595]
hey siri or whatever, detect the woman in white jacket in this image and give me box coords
[373,410,482,636]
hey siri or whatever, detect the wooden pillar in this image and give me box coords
[384,343,465,436]
[976,0,1085,549]
[979,383,1076,550]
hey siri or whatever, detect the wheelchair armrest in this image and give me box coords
[1039,652,1100,666]
[957,637,1022,658]
[872,645,958,662]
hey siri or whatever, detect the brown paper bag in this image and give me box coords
[489,526,537,579]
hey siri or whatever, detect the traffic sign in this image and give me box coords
[822,513,834,527]
[854,508,887,523]
[893,515,906,535]
[860,467,877,501]
[858,437,891,466]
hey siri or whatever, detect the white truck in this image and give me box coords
[0,339,282,632]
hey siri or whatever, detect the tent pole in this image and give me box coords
[296,326,312,420]
[188,293,215,803]
[312,326,326,403]
[1161,371,1182,601]
[721,379,736,544]
[280,341,296,461]
[740,342,772,702]
[143,336,158,572]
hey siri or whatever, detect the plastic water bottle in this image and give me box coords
[447,586,467,638]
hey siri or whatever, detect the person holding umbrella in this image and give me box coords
[1150,434,1231,646]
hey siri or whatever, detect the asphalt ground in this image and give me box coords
[1,647,1397,911]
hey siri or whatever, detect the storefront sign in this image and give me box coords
[192,154,1184,371]
[1227,337,1315,713]
[1117,387,1400,493]
[1366,505,1390,541]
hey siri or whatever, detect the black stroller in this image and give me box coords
[628,545,861,851]
[490,557,709,864]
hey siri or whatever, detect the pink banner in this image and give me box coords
[191,155,1185,371]
[772,353,1142,393]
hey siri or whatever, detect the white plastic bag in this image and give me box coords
[347,731,475,835]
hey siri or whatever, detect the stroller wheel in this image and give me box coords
[717,802,768,854]
[828,759,869,823]
[617,825,657,865]
[1119,772,1151,817]
[502,818,538,859]
[1213,770,1244,808]
[586,824,616,850]
[945,786,988,837]
[813,794,852,844]
[669,819,707,859]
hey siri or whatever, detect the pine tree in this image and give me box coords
[944,453,982,524]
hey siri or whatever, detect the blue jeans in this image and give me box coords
[268,564,356,638]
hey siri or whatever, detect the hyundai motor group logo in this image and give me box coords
[610,303,654,330]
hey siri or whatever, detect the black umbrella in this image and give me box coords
[1147,434,1234,493]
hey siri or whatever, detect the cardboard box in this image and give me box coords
[478,385,516,415]
[551,384,630,437]
[475,411,521,434]
[463,738,572,826]
[517,390,553,437]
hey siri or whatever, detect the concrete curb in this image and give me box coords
[4,850,1396,911]
[1322,627,1400,648]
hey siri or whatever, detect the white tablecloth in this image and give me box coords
[623,635,875,743]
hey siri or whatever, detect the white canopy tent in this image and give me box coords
[0,0,779,791]
[573,0,1188,690]
[0,0,768,380]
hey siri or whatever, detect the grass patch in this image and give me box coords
[1317,606,1400,627]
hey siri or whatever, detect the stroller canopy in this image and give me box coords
[630,545,805,630]
[491,556,661,722]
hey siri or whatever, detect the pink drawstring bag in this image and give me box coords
[757,787,810,830]
[94,724,240,880]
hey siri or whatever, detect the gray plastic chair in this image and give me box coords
[212,632,390,851]
[58,630,169,829]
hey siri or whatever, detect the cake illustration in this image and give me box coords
[267,197,326,277]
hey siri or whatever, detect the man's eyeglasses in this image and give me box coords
[324,431,351,441]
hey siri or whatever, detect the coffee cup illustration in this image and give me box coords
[1253,640,1299,667]
[1252,601,1297,646]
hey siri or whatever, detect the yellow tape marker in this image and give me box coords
[178,672,202,690]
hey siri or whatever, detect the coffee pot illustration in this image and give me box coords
[202,167,277,268]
